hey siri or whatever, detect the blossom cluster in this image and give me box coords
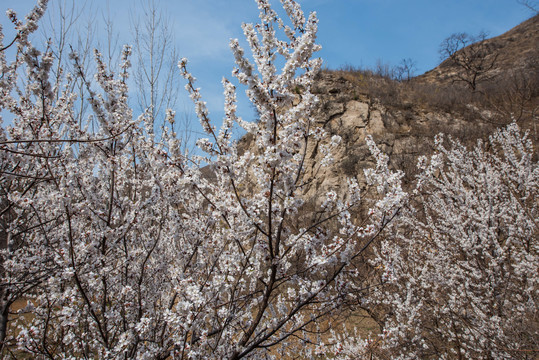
[367,123,538,359]
[0,1,402,358]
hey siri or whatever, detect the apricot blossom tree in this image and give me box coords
[0,0,402,358]
[338,124,538,359]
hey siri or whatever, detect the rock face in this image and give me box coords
[297,72,493,203]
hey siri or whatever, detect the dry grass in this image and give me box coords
[323,64,538,135]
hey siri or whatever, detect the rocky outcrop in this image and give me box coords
[296,71,496,203]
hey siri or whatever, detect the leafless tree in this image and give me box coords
[130,0,187,143]
[439,31,498,92]
[38,0,193,150]
[393,58,417,82]
[373,59,394,79]
[517,0,539,14]
[38,0,105,128]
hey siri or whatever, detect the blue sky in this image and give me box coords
[1,0,535,139]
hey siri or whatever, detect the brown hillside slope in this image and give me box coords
[418,14,539,85]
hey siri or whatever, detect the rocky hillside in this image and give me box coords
[419,14,539,86]
[294,14,539,202]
